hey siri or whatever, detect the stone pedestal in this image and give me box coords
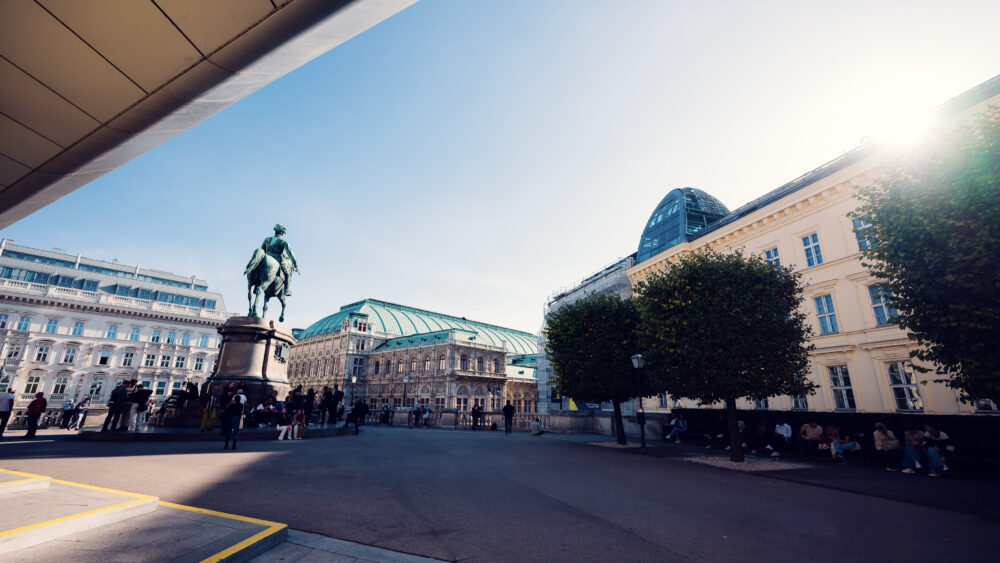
[206,316,295,407]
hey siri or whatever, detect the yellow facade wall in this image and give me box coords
[626,94,1000,416]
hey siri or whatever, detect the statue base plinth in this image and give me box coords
[206,316,295,407]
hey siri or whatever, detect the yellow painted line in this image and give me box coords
[0,477,44,487]
[159,501,287,563]
[0,497,151,538]
[0,468,48,480]
[51,478,155,500]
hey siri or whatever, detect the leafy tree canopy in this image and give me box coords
[853,106,1000,403]
[634,250,815,405]
[544,293,652,404]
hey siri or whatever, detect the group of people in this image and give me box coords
[196,383,377,448]
[100,379,155,433]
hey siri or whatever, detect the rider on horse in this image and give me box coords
[245,224,298,296]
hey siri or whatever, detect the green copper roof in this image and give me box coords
[299,299,538,355]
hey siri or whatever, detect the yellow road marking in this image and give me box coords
[0,477,44,486]
[0,468,48,479]
[1,468,287,562]
[0,497,151,538]
[159,501,287,563]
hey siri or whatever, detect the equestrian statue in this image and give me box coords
[244,224,298,322]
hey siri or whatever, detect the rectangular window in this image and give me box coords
[0,313,7,328]
[155,381,166,395]
[72,321,84,336]
[151,330,161,343]
[172,381,182,391]
[975,399,999,412]
[181,333,190,346]
[53,376,68,395]
[174,356,185,369]
[790,394,809,410]
[122,351,135,368]
[144,354,156,367]
[0,374,10,393]
[886,361,922,411]
[129,328,140,341]
[62,347,77,363]
[166,332,175,344]
[106,325,118,339]
[88,377,104,400]
[194,357,204,371]
[764,247,780,266]
[199,336,208,348]
[35,346,50,362]
[25,375,40,394]
[814,295,839,334]
[98,350,111,366]
[393,397,402,408]
[6,344,21,359]
[802,233,823,267]
[160,356,171,368]
[827,365,856,410]
[658,394,669,408]
[753,398,770,410]
[435,397,445,409]
[217,337,222,348]
[16,316,30,331]
[869,285,898,327]
[45,319,58,334]
[852,215,874,251]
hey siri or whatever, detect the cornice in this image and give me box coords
[0,292,227,329]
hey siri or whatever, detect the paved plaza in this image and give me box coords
[2,427,996,562]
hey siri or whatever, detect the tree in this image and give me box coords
[634,250,815,462]
[853,107,1000,405]
[544,293,652,444]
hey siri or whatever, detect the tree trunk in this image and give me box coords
[726,397,744,462]
[612,399,627,445]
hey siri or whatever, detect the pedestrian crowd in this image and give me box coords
[662,412,957,477]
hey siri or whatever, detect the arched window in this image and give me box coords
[374,361,380,375]
[439,354,446,370]
[398,361,404,374]
[385,360,391,374]
[423,356,430,371]
[460,355,468,370]
[476,357,484,372]
[410,357,417,372]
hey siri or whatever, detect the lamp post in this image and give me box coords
[351,375,357,402]
[402,375,409,409]
[631,353,647,454]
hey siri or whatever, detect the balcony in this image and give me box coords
[0,279,232,322]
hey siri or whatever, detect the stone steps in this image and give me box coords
[0,469,286,562]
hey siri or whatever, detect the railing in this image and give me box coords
[0,279,231,321]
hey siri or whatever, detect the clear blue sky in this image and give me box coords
[4,0,999,333]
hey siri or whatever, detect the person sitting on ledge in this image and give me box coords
[530,418,545,436]
[664,413,687,443]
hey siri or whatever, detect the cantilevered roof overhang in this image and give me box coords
[0,0,416,228]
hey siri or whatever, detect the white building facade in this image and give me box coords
[0,240,231,425]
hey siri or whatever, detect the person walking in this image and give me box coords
[471,405,481,431]
[128,384,153,431]
[304,388,316,425]
[223,389,246,450]
[24,392,47,438]
[60,398,75,429]
[116,379,137,431]
[70,397,90,430]
[349,398,368,435]
[101,380,131,432]
[1,387,17,438]
[320,386,334,425]
[331,385,344,421]
[502,400,515,435]
[200,386,220,432]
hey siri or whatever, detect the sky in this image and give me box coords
[3,0,999,334]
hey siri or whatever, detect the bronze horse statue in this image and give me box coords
[245,250,288,322]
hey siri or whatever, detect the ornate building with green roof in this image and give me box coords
[288,299,538,413]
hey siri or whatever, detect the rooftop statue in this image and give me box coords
[245,224,299,322]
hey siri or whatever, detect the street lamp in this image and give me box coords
[351,375,357,402]
[631,353,647,454]
[402,375,409,408]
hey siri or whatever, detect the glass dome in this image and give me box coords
[636,188,729,263]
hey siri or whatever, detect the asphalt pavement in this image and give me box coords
[1,426,994,561]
